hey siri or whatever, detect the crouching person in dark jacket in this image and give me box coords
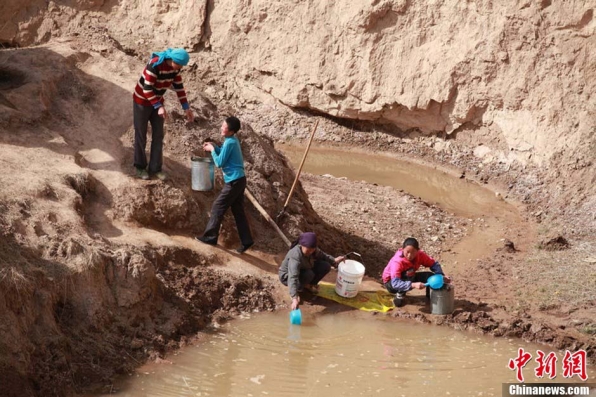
[279,232,345,310]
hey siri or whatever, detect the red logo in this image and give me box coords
[508,348,532,382]
[508,349,589,382]
[535,350,557,379]
[562,350,587,381]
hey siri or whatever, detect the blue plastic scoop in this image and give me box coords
[425,274,444,290]
[290,309,302,325]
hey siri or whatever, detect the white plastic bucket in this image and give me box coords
[335,259,365,298]
[191,156,214,191]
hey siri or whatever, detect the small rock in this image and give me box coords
[500,239,517,253]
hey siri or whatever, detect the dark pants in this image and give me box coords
[202,176,253,246]
[280,260,332,289]
[133,102,165,174]
[384,271,433,298]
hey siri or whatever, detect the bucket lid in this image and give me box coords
[340,259,365,276]
[191,156,213,163]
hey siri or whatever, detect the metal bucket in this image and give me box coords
[191,156,214,191]
[430,284,455,315]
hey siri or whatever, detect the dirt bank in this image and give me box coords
[0,42,303,396]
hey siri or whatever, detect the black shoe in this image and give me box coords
[235,242,254,254]
[195,236,217,246]
[393,295,405,307]
[135,167,150,180]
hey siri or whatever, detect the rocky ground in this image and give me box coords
[0,27,594,397]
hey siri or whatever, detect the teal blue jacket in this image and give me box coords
[211,135,245,183]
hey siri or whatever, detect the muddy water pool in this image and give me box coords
[95,313,593,396]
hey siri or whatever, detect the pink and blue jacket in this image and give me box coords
[382,249,443,292]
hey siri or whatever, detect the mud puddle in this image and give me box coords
[89,313,594,396]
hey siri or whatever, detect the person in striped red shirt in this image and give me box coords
[133,48,194,180]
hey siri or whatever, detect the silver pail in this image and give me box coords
[191,156,214,191]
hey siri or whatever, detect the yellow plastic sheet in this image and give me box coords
[317,281,395,312]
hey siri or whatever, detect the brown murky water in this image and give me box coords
[96,313,594,396]
[278,144,524,266]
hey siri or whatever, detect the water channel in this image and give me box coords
[91,145,593,396]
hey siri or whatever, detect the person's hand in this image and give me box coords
[157,106,167,120]
[291,296,300,310]
[443,275,452,283]
[203,142,214,152]
[334,256,346,265]
[412,282,426,290]
[185,108,194,122]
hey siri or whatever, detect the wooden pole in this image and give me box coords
[277,119,319,221]
[245,189,292,247]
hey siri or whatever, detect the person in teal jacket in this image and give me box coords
[196,117,254,253]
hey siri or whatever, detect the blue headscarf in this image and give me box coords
[150,48,190,67]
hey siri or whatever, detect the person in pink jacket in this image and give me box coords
[382,237,451,307]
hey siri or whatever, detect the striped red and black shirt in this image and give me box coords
[133,56,189,110]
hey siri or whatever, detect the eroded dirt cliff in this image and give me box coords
[3,1,595,163]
